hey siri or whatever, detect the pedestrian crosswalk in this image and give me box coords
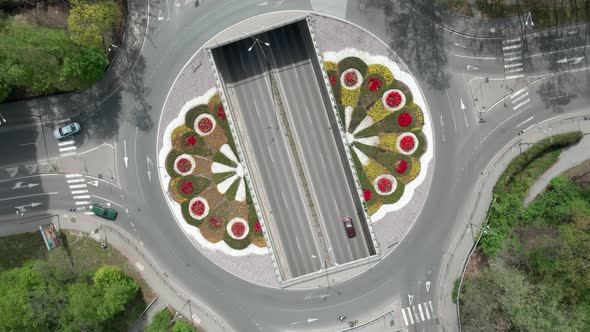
[65,174,93,215]
[400,301,435,326]
[58,140,78,157]
[510,87,531,111]
[502,38,525,80]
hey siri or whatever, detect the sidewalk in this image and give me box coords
[438,111,590,332]
[0,0,148,123]
[0,211,233,332]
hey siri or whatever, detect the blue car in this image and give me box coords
[54,122,81,140]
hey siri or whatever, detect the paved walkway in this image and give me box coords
[438,111,590,332]
[524,134,590,205]
[0,211,233,332]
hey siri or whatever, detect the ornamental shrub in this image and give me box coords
[165,150,183,177]
[378,133,399,152]
[324,61,338,72]
[223,231,251,250]
[367,64,394,84]
[338,57,368,76]
[68,0,122,49]
[207,94,222,111]
[359,74,387,110]
[363,159,390,182]
[184,105,211,129]
[367,101,391,123]
[400,157,421,184]
[341,86,361,108]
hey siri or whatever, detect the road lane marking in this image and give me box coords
[67,178,85,184]
[444,91,457,130]
[75,201,91,205]
[267,146,274,162]
[503,51,520,56]
[504,37,521,43]
[429,300,434,312]
[90,194,125,208]
[135,262,145,271]
[506,68,524,73]
[512,92,529,103]
[19,142,36,146]
[502,44,521,51]
[58,140,75,146]
[71,190,88,194]
[83,211,94,215]
[453,54,496,60]
[513,98,530,110]
[510,87,528,98]
[60,152,77,157]
[69,184,87,189]
[418,303,425,321]
[401,308,409,326]
[516,116,534,128]
[504,62,523,68]
[281,191,288,208]
[59,146,76,152]
[65,174,82,178]
[0,192,58,201]
[425,304,431,319]
[73,195,91,199]
[407,308,414,324]
[506,74,525,80]
[412,305,420,322]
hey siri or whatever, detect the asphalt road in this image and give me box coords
[1,0,590,331]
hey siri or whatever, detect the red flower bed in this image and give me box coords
[397,112,412,127]
[190,200,205,216]
[395,160,408,174]
[184,135,196,147]
[254,220,262,233]
[386,91,402,108]
[344,71,358,86]
[176,158,192,173]
[180,180,194,194]
[231,222,245,238]
[329,74,336,87]
[217,105,226,120]
[209,216,223,229]
[197,117,213,133]
[377,178,393,192]
[363,189,372,201]
[400,136,415,152]
[367,78,382,92]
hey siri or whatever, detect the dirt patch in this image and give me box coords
[465,248,488,276]
[565,159,590,190]
[519,226,557,252]
[11,4,70,29]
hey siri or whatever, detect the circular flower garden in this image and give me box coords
[325,55,429,215]
[164,93,265,250]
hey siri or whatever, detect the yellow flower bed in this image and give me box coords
[171,125,193,149]
[400,156,421,184]
[208,94,221,110]
[367,101,390,123]
[367,64,394,85]
[378,133,399,152]
[407,103,424,124]
[341,86,361,107]
[324,61,338,72]
[368,200,383,215]
[363,159,390,181]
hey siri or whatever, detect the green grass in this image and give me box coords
[0,232,46,272]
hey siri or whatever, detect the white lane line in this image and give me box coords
[319,153,326,169]
[19,142,36,146]
[504,56,522,62]
[401,308,409,326]
[513,98,531,110]
[502,44,521,51]
[444,91,457,130]
[504,62,523,68]
[59,146,77,152]
[510,87,528,98]
[267,146,274,162]
[253,99,261,118]
[71,190,88,194]
[506,68,524,73]
[429,301,434,313]
[530,44,590,57]
[60,152,77,157]
[73,195,91,199]
[425,303,431,319]
[418,303,425,321]
[516,116,534,128]
[504,37,521,44]
[83,211,94,215]
[69,184,87,189]
[65,174,83,178]
[281,191,288,208]
[0,192,58,201]
[412,305,420,322]
[58,140,75,146]
[67,178,85,184]
[333,199,341,216]
[454,54,496,60]
[135,262,145,271]
[506,74,525,80]
[407,307,414,325]
[90,194,125,208]
[75,201,92,205]
[503,51,521,57]
[512,92,529,103]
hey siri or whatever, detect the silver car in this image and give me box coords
[54,122,81,140]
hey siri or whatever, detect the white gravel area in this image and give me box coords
[311,14,435,258]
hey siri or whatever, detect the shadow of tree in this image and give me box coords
[536,73,578,113]
[124,56,154,133]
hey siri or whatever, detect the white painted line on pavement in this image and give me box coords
[407,308,414,324]
[429,300,434,313]
[516,116,534,128]
[59,146,77,152]
[504,62,523,68]
[513,98,531,110]
[530,44,590,57]
[401,308,409,326]
[58,140,75,146]
[60,152,77,157]
[503,51,521,57]
[91,194,125,208]
[503,37,521,44]
[75,201,92,205]
[506,68,524,73]
[71,190,88,194]
[512,92,529,103]
[67,178,85,184]
[267,146,274,162]
[281,191,288,208]
[506,74,525,80]
[55,118,71,124]
[510,87,528,98]
[0,192,58,201]
[19,142,36,146]
[135,262,145,271]
[425,303,431,319]
[69,184,87,189]
[418,303,425,321]
[73,195,91,199]
[65,174,82,178]
[504,56,522,62]
[502,44,521,51]
[412,306,420,322]
[83,211,94,215]
[454,54,496,60]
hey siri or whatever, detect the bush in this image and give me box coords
[172,320,198,332]
[338,57,368,76]
[176,175,211,198]
[165,150,183,178]
[341,86,361,108]
[358,74,388,110]
[145,308,172,332]
[180,199,203,227]
[367,64,394,85]
[223,230,251,250]
[184,105,211,129]
[68,0,122,49]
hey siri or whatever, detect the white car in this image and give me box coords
[54,122,81,140]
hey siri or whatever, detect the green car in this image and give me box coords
[91,203,118,220]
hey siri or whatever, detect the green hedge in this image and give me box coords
[184,105,211,128]
[177,131,212,156]
[212,151,237,168]
[358,74,387,110]
[176,175,211,199]
[354,123,380,139]
[180,199,204,227]
[224,178,241,201]
[213,171,235,185]
[165,150,183,178]
[388,80,413,106]
[338,57,368,76]
[223,230,251,250]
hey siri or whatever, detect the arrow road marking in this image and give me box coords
[290,318,318,325]
[15,202,42,212]
[460,98,466,110]
[426,281,431,293]
[146,155,153,183]
[557,56,584,64]
[466,65,479,71]
[123,140,128,168]
[12,181,39,189]
[408,294,414,305]
[454,42,467,48]
[87,180,99,187]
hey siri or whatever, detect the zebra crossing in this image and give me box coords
[58,139,78,158]
[502,38,525,80]
[510,87,531,111]
[65,174,94,215]
[400,301,435,326]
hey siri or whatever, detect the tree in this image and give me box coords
[60,46,108,88]
[172,320,198,332]
[67,0,122,49]
[93,266,139,320]
[145,308,173,332]
[62,282,103,331]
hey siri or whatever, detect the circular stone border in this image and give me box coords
[397,132,419,155]
[173,154,196,176]
[194,113,217,136]
[373,174,397,195]
[382,89,406,111]
[188,197,209,220]
[340,68,363,90]
[227,218,250,240]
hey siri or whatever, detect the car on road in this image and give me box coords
[91,203,118,220]
[54,122,81,140]
[343,217,356,238]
